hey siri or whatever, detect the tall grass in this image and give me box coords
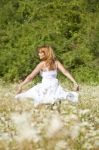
[0,80,99,150]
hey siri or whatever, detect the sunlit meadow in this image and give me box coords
[0,79,99,150]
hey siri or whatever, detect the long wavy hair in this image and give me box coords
[38,45,56,70]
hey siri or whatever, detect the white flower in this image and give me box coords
[80,121,89,127]
[83,143,93,149]
[70,123,80,139]
[94,140,99,147]
[11,112,30,125]
[46,114,63,137]
[79,109,90,115]
[0,132,11,141]
[55,140,68,150]
[68,114,78,120]
[11,112,41,142]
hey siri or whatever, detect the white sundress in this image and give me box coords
[15,69,79,105]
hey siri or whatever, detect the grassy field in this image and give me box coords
[0,80,99,150]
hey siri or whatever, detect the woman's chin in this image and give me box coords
[40,57,44,60]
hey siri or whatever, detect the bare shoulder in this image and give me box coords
[36,61,45,69]
[39,61,45,65]
[55,60,62,66]
[37,61,45,66]
[55,60,66,71]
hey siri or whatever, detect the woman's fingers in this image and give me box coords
[73,83,79,91]
[16,86,22,94]
[76,85,79,91]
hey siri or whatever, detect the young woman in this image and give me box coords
[15,45,79,106]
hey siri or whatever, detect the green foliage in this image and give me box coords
[0,0,99,84]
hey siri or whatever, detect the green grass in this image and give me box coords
[0,80,99,150]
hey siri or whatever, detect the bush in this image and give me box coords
[0,0,99,84]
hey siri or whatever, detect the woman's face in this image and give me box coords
[38,49,45,60]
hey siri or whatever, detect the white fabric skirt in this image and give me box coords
[15,78,79,105]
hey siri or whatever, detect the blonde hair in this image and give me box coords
[38,45,56,70]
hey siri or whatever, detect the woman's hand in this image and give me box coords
[73,83,79,91]
[16,85,22,94]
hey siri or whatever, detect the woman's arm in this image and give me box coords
[57,60,79,91]
[17,61,44,93]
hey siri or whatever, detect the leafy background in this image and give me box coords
[0,0,99,84]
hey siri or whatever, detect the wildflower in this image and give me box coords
[79,109,90,115]
[69,123,80,139]
[11,112,41,142]
[46,114,63,137]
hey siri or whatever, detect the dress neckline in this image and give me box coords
[40,69,57,73]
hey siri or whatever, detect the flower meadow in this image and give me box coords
[0,81,99,150]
